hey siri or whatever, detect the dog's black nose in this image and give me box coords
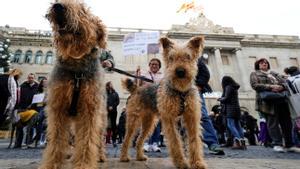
[175,68,186,78]
[52,3,66,28]
[53,3,65,13]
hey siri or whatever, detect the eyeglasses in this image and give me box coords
[150,63,159,66]
[259,61,268,65]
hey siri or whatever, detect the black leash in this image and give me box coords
[69,73,84,116]
[109,67,154,83]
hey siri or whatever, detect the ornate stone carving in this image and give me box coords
[171,13,234,34]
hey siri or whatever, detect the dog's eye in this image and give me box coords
[185,55,191,60]
[168,56,174,62]
[182,54,191,61]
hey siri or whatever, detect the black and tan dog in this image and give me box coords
[39,0,107,169]
[120,36,207,169]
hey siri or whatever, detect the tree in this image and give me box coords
[0,39,12,73]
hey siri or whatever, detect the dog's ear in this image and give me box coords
[95,18,107,49]
[187,36,205,57]
[160,37,174,50]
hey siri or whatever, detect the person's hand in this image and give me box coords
[136,66,141,75]
[102,60,112,68]
[271,85,284,92]
[197,86,202,91]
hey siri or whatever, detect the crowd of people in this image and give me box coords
[0,54,300,155]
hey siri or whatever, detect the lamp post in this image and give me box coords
[0,38,11,73]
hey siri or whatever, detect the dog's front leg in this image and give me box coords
[39,111,70,169]
[183,109,207,169]
[72,115,100,169]
[161,115,189,169]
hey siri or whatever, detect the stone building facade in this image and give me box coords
[1,14,300,118]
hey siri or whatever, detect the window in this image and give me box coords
[269,57,278,69]
[12,50,22,63]
[221,55,229,65]
[35,51,43,64]
[24,50,33,63]
[45,51,53,64]
[290,58,299,67]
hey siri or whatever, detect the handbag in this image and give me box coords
[259,91,287,101]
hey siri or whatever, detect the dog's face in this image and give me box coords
[160,36,204,92]
[46,0,106,59]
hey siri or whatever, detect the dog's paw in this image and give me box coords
[120,156,130,162]
[175,162,189,169]
[190,161,207,169]
[136,154,148,161]
[98,155,106,163]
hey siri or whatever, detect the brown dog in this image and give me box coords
[39,1,107,169]
[120,36,207,169]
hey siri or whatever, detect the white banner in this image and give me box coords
[123,32,160,56]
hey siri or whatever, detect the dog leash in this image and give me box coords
[108,67,154,83]
[69,73,84,116]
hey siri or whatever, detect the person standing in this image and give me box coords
[250,58,300,153]
[118,107,127,144]
[14,73,39,148]
[0,68,22,126]
[106,81,120,147]
[137,58,163,152]
[195,56,225,155]
[218,76,246,149]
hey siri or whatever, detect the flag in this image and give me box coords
[177,0,195,13]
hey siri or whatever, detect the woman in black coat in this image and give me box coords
[106,81,120,147]
[218,76,246,150]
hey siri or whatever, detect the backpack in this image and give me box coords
[286,74,300,119]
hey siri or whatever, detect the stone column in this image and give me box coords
[234,48,251,91]
[213,48,223,91]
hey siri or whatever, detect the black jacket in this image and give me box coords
[219,85,241,118]
[19,81,39,109]
[106,90,120,113]
[195,58,212,94]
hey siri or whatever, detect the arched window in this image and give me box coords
[12,50,22,63]
[35,50,43,64]
[45,51,53,64]
[24,50,33,63]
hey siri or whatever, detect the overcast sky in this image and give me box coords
[0,0,299,37]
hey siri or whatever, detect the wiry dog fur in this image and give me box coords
[39,1,107,169]
[120,36,207,169]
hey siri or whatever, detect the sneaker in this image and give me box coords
[208,146,225,155]
[152,143,161,152]
[232,139,243,150]
[286,146,300,153]
[240,139,247,150]
[143,143,150,152]
[273,146,285,153]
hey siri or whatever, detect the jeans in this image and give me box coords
[226,118,244,140]
[149,122,161,144]
[200,93,219,148]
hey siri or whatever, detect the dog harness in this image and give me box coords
[54,48,100,117]
[166,84,191,116]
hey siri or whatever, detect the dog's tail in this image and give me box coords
[121,78,137,94]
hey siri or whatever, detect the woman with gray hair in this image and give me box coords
[0,68,22,126]
[250,58,300,153]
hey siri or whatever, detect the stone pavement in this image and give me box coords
[1,139,300,169]
[4,158,300,169]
